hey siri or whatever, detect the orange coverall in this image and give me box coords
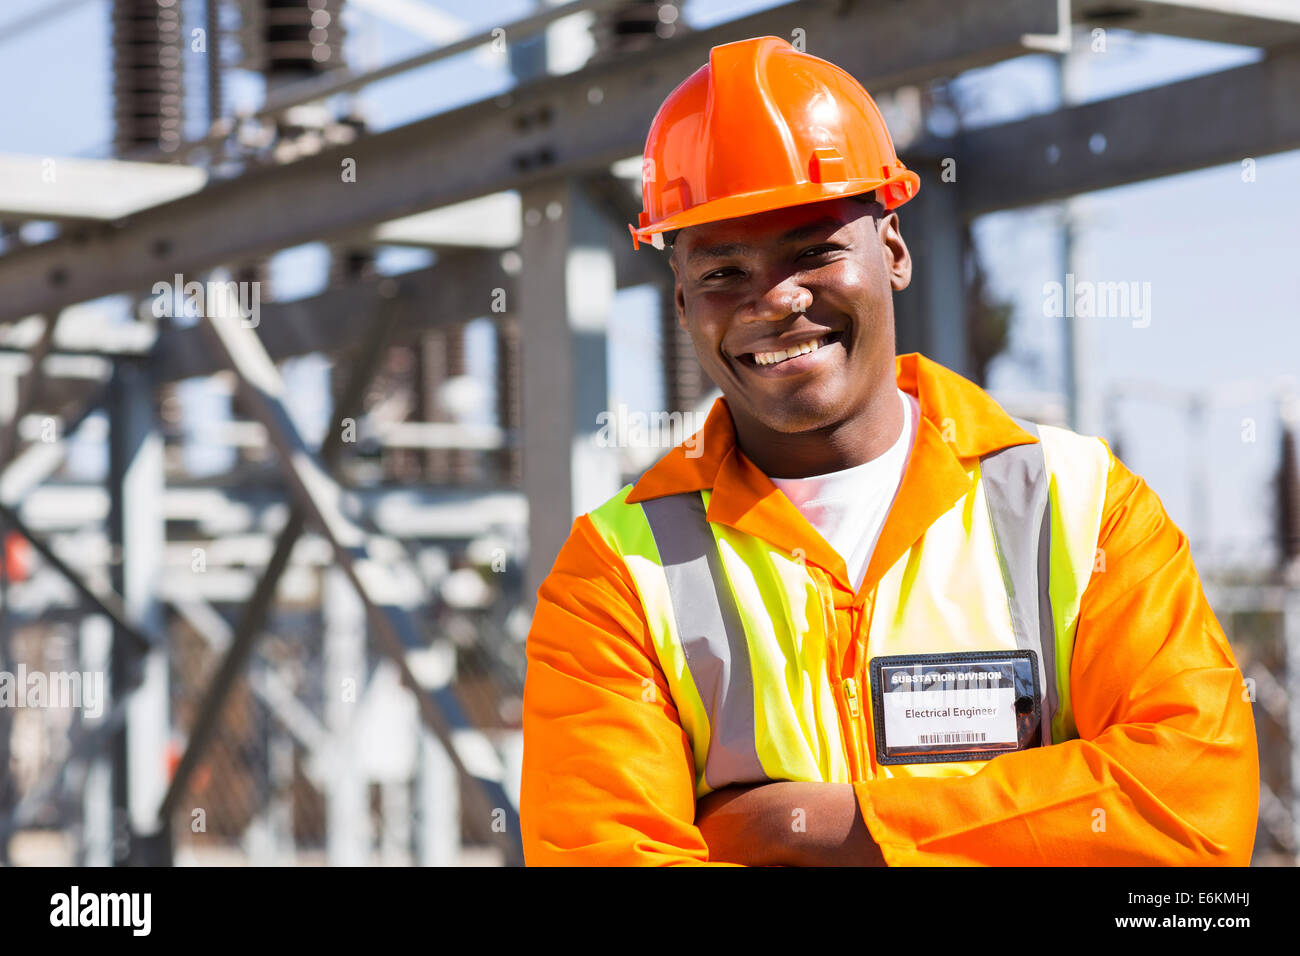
[520,352,1260,865]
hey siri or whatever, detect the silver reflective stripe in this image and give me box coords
[641,491,769,789]
[980,419,1058,746]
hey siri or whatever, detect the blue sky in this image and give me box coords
[1,0,1295,573]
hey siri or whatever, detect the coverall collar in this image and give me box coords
[625,352,1039,598]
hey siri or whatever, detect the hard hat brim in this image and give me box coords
[628,170,920,250]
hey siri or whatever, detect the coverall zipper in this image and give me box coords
[816,566,871,782]
[842,676,865,781]
[836,674,864,782]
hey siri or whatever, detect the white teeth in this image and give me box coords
[753,335,827,366]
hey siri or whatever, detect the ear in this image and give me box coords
[670,254,688,331]
[878,212,912,292]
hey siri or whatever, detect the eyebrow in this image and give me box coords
[686,216,846,263]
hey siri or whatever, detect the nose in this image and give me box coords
[736,272,813,324]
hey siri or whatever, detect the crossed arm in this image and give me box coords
[691,782,884,866]
[520,451,1258,866]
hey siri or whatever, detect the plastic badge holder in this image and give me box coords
[868,650,1042,765]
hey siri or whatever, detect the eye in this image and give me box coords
[700,267,740,281]
[799,244,840,259]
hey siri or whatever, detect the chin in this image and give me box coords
[752,399,847,435]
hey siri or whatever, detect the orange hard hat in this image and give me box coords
[629,35,920,251]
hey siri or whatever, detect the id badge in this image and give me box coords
[868,651,1042,765]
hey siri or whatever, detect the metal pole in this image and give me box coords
[1057,46,1085,432]
[892,158,970,379]
[79,614,114,866]
[416,724,457,865]
[323,566,369,866]
[106,359,170,865]
[206,0,222,132]
[520,177,621,601]
[267,720,295,864]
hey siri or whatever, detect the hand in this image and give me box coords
[694,781,886,866]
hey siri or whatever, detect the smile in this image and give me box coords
[738,330,845,374]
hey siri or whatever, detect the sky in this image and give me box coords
[0,0,1296,574]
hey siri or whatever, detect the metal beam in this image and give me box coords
[1076,0,1300,49]
[0,153,206,222]
[0,314,155,357]
[19,482,527,538]
[0,0,1059,325]
[0,499,157,653]
[151,212,660,383]
[195,286,524,864]
[155,251,507,381]
[0,215,658,384]
[960,48,1300,216]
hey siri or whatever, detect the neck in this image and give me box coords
[732,380,905,479]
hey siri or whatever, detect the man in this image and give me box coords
[519,36,1258,866]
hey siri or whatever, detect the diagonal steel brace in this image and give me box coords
[197,287,524,865]
[159,297,401,824]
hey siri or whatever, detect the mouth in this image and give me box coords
[736,329,846,376]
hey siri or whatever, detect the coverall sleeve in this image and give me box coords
[520,514,738,865]
[854,444,1260,865]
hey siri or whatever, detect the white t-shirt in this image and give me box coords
[769,388,919,591]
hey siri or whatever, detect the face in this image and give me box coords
[670,196,912,444]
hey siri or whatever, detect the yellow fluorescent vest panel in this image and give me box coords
[587,428,1110,797]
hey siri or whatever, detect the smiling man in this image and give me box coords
[519,36,1258,866]
[667,193,907,481]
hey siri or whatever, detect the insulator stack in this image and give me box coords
[262,0,346,81]
[495,317,523,487]
[590,1,684,61]
[111,0,185,154]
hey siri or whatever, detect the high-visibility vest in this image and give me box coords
[586,419,1111,796]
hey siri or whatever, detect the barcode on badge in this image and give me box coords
[917,732,987,745]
